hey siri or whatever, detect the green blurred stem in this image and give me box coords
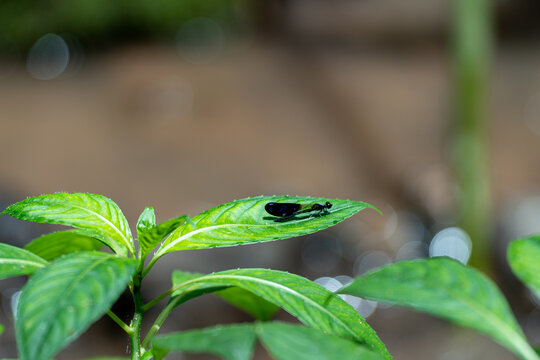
[107,310,132,333]
[142,288,173,312]
[142,256,159,278]
[453,0,493,271]
[514,337,540,360]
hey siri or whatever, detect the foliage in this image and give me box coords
[1,192,539,360]
[1,193,384,360]
[0,0,242,53]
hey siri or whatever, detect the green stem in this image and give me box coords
[129,311,142,360]
[142,255,159,279]
[129,260,146,360]
[142,295,184,349]
[107,310,132,334]
[453,0,493,272]
[142,288,175,312]
[509,332,540,360]
[142,275,204,312]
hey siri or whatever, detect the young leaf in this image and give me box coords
[508,236,540,298]
[155,196,377,257]
[136,207,156,235]
[138,215,187,257]
[24,230,103,261]
[0,243,48,280]
[257,322,386,360]
[339,257,539,360]
[171,268,390,359]
[16,252,137,360]
[2,193,133,256]
[152,323,256,360]
[171,270,278,320]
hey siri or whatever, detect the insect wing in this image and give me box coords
[265,203,302,217]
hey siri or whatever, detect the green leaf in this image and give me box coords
[16,252,137,360]
[0,243,48,280]
[136,207,156,234]
[508,236,540,299]
[171,270,278,320]
[2,193,133,256]
[138,215,187,257]
[152,323,256,360]
[152,322,386,360]
[155,195,377,257]
[0,323,4,336]
[217,287,279,321]
[339,257,538,360]
[172,268,390,359]
[25,230,103,261]
[257,322,386,360]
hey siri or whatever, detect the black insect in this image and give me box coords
[265,201,332,220]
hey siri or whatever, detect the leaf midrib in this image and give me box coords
[175,274,366,342]
[354,270,527,357]
[157,206,356,256]
[439,278,527,353]
[64,203,132,254]
[26,255,112,358]
[0,258,47,268]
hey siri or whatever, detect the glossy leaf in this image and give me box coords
[508,236,540,298]
[218,287,279,321]
[156,195,377,257]
[136,207,156,235]
[0,243,47,280]
[339,257,538,360]
[152,322,385,360]
[152,323,256,360]
[25,230,103,261]
[172,268,390,358]
[171,270,278,320]
[138,215,187,257]
[2,193,133,256]
[258,322,386,360]
[16,252,137,360]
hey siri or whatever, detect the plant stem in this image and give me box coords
[142,288,175,312]
[129,311,142,360]
[107,310,132,334]
[142,256,159,278]
[510,332,540,360]
[129,265,145,360]
[453,0,493,271]
[142,295,184,349]
[142,275,203,311]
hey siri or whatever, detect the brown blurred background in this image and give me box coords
[1,0,540,359]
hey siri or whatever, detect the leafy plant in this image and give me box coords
[0,192,387,360]
[339,257,537,359]
[1,192,539,360]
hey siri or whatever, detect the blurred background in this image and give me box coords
[1,0,540,359]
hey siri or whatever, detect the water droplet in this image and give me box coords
[27,33,70,80]
[429,227,471,264]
